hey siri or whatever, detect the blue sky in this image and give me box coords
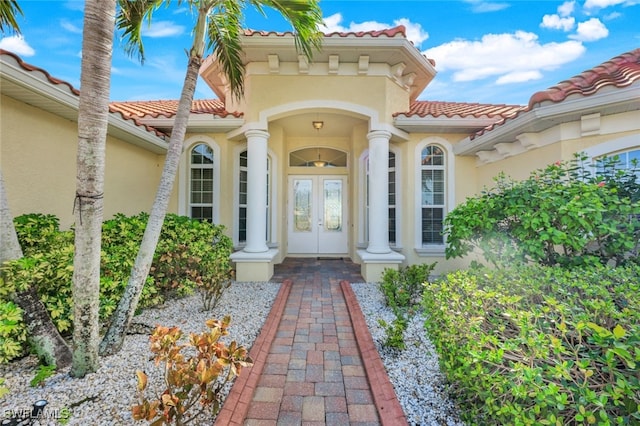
[1,0,639,105]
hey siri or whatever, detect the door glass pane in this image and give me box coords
[324,180,342,232]
[293,180,312,232]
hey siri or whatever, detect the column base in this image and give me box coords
[230,249,279,282]
[357,249,405,282]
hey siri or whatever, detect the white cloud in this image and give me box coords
[321,13,429,47]
[142,21,185,38]
[540,1,576,31]
[603,11,622,19]
[496,70,543,84]
[558,1,576,16]
[541,14,575,31]
[583,0,636,9]
[60,19,82,34]
[424,31,585,84]
[463,0,510,13]
[570,18,609,41]
[0,35,35,56]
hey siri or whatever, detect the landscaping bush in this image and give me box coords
[380,263,435,311]
[132,316,253,424]
[0,213,234,363]
[444,154,640,268]
[422,264,640,425]
[378,263,435,350]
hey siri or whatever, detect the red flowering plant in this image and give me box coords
[445,153,640,268]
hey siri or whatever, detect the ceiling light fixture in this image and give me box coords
[313,148,327,167]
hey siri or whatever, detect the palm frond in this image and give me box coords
[0,0,23,34]
[252,0,322,60]
[116,0,170,63]
[206,0,246,100]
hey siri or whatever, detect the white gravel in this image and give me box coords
[0,282,280,426]
[1,280,464,425]
[351,282,465,426]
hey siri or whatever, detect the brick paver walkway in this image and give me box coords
[215,258,407,426]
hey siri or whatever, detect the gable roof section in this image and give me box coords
[1,49,168,153]
[456,48,640,155]
[201,25,436,103]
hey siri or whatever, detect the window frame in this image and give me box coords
[414,138,455,256]
[358,147,402,249]
[179,136,220,223]
[233,144,278,248]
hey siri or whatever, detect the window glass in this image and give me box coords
[364,151,397,245]
[238,150,270,243]
[189,144,214,222]
[421,145,445,245]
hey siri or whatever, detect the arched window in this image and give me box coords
[189,143,214,222]
[237,150,271,243]
[362,150,399,246]
[598,148,640,178]
[420,145,445,245]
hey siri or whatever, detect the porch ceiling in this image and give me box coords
[272,112,364,138]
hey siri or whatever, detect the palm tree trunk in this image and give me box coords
[99,15,206,356]
[1,171,72,368]
[71,0,116,377]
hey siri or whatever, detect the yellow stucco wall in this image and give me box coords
[1,94,172,229]
[242,74,408,124]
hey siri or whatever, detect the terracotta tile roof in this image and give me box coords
[395,100,525,119]
[244,25,408,40]
[1,49,80,95]
[109,99,241,119]
[1,49,166,138]
[473,48,640,139]
[528,48,640,108]
[242,25,436,67]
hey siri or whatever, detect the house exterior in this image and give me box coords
[2,27,639,282]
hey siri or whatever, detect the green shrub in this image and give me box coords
[13,213,62,256]
[378,263,435,350]
[1,213,234,363]
[379,263,435,311]
[0,299,27,363]
[152,214,234,310]
[377,317,408,350]
[444,154,640,268]
[422,264,640,425]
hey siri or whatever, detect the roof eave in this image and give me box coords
[394,116,499,134]
[137,114,245,134]
[1,53,168,154]
[455,85,640,155]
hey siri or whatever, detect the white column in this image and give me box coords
[244,129,269,253]
[366,130,391,254]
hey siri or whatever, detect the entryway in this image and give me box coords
[287,175,348,255]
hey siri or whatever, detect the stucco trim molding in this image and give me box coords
[227,100,409,142]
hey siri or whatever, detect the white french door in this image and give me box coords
[287,175,348,255]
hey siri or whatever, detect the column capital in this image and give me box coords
[244,129,270,140]
[367,130,392,142]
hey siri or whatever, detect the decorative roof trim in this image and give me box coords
[244,25,408,40]
[528,48,640,108]
[0,49,166,142]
